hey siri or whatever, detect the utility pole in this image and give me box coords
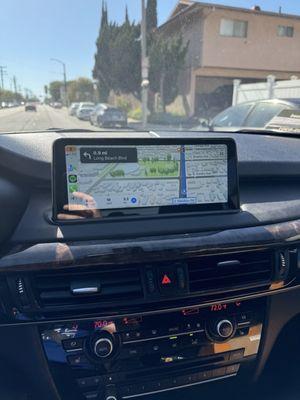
[50,58,69,107]
[13,76,18,101]
[141,0,149,129]
[0,66,7,90]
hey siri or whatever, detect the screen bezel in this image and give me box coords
[52,137,240,222]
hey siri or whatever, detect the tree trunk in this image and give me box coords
[160,71,166,113]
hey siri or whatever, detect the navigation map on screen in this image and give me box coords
[64,144,228,210]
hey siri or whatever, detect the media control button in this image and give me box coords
[63,338,84,351]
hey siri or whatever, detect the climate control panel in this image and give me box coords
[40,298,265,400]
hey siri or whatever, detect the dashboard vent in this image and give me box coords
[31,265,143,311]
[188,250,274,295]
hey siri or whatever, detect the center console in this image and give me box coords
[2,137,300,400]
[41,298,264,400]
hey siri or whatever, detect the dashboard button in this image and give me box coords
[168,325,180,334]
[122,331,142,342]
[230,349,245,361]
[237,312,252,324]
[212,367,226,377]
[77,376,101,389]
[83,392,99,399]
[63,338,84,351]
[67,354,88,366]
[199,370,212,380]
[176,265,187,290]
[158,269,177,293]
[226,364,240,375]
[145,269,157,294]
[237,327,249,337]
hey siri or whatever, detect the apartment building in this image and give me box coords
[159,1,300,116]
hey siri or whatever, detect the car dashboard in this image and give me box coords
[1,130,300,400]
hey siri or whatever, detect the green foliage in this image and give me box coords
[67,77,94,102]
[110,169,125,177]
[146,0,157,33]
[128,107,142,120]
[92,1,188,112]
[49,78,95,103]
[0,89,25,103]
[116,97,132,113]
[149,35,189,110]
[93,6,141,101]
[49,81,62,102]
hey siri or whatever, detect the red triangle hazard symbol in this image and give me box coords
[162,274,171,285]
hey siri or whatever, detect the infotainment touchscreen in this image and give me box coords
[53,138,239,220]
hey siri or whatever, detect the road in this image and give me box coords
[0,105,191,134]
[0,105,105,132]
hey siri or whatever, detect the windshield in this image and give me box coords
[1,0,300,134]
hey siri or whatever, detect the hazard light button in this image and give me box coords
[158,269,178,294]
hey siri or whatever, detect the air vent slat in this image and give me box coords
[188,250,274,295]
[32,265,143,309]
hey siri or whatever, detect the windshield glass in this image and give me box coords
[1,0,300,134]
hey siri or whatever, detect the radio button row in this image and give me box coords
[120,367,236,397]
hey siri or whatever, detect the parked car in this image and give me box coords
[25,102,37,112]
[90,103,127,128]
[77,102,95,111]
[52,102,62,109]
[207,98,300,130]
[69,102,80,116]
[76,105,95,120]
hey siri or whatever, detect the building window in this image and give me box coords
[277,25,294,37]
[220,19,248,38]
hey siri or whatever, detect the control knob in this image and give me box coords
[94,337,114,358]
[206,317,236,342]
[216,319,234,339]
[90,332,115,359]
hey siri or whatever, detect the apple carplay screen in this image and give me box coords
[52,138,239,221]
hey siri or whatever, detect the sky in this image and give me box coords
[0,0,300,97]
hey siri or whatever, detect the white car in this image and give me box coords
[68,102,80,116]
[76,106,95,120]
